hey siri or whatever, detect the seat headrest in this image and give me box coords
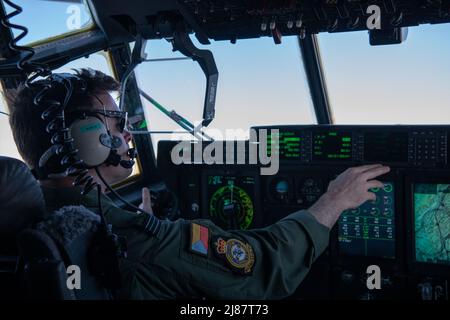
[0,156,46,238]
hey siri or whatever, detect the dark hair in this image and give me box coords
[8,68,120,169]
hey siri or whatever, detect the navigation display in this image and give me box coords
[207,175,256,230]
[414,183,450,265]
[338,182,396,259]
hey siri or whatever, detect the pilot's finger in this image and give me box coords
[366,180,385,191]
[361,166,390,181]
[364,191,377,202]
[141,187,153,214]
[352,164,384,174]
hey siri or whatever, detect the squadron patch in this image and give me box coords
[213,237,255,275]
[189,223,209,256]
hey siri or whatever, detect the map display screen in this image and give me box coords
[414,183,450,265]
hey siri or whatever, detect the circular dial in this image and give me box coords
[209,183,254,230]
[297,177,324,205]
[268,178,290,202]
[275,180,289,195]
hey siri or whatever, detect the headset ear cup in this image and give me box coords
[70,117,111,167]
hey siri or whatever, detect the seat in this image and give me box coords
[0,156,112,300]
[0,156,47,299]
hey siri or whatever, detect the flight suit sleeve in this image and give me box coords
[120,209,330,300]
[82,192,151,230]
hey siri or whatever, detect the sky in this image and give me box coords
[2,1,450,160]
[319,23,450,124]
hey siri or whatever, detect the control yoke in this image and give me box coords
[171,26,218,127]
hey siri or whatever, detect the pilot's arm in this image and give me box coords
[119,210,329,299]
[118,164,390,300]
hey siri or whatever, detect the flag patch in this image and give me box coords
[190,223,209,256]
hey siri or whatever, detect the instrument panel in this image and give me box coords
[258,125,449,167]
[157,125,450,300]
[88,1,450,44]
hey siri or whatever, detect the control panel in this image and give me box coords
[157,125,450,300]
[258,125,449,168]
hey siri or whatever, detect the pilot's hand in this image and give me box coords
[308,164,390,229]
[139,187,153,215]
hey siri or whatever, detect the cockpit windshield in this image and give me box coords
[4,0,93,45]
[319,24,450,124]
[133,36,316,154]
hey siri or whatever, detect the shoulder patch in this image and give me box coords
[189,223,209,256]
[212,236,255,275]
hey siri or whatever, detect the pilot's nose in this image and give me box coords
[123,128,132,144]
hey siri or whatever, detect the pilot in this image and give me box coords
[8,69,390,299]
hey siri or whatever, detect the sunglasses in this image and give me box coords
[98,110,128,133]
[69,109,129,133]
[69,109,147,133]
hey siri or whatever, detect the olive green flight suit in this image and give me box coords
[42,186,330,299]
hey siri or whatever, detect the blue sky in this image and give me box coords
[6,0,93,42]
[2,1,450,159]
[319,23,450,124]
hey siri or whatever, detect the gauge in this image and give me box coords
[268,178,290,202]
[275,180,289,195]
[209,182,254,230]
[297,177,324,206]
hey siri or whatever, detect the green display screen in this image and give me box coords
[267,131,301,159]
[313,131,352,161]
[414,183,450,265]
[207,175,255,230]
[338,182,396,258]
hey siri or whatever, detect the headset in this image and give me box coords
[1,0,159,297]
[34,72,161,231]
[33,72,137,185]
[68,108,136,169]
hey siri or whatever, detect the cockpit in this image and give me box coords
[0,0,449,302]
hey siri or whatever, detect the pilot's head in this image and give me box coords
[8,69,134,187]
